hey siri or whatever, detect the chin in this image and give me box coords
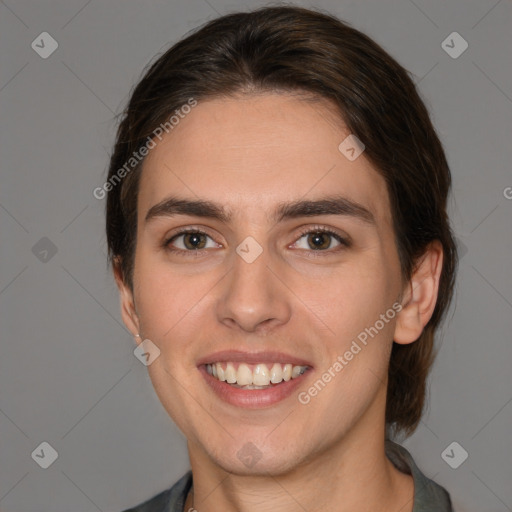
[214,449,302,477]
[196,431,308,477]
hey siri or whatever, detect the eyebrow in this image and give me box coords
[145,195,375,225]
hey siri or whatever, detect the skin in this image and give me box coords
[116,93,443,512]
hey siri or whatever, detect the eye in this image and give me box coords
[291,227,350,252]
[163,226,349,256]
[165,229,220,253]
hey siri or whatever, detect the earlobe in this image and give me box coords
[113,261,140,341]
[393,241,444,345]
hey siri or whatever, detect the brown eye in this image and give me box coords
[182,232,207,250]
[166,230,218,252]
[307,232,332,250]
[291,227,350,255]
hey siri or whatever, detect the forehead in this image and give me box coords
[138,93,392,227]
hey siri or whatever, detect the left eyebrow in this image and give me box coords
[144,194,375,225]
[273,195,375,225]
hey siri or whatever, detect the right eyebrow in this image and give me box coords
[145,197,231,224]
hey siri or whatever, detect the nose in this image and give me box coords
[216,248,292,334]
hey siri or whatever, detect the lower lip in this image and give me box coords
[199,365,310,409]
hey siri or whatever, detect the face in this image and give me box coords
[121,93,406,475]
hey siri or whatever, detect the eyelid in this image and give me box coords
[293,224,350,242]
[166,226,214,239]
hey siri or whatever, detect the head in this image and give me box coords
[106,6,456,474]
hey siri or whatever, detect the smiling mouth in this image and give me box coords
[205,362,309,389]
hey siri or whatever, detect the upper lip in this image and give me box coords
[197,350,313,368]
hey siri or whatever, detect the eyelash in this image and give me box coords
[163,225,350,257]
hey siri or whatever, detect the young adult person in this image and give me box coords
[106,6,457,511]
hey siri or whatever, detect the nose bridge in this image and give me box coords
[216,243,291,332]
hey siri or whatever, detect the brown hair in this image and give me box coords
[106,5,457,435]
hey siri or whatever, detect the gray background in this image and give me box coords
[1,0,511,511]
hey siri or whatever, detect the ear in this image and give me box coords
[113,259,141,342]
[394,241,443,345]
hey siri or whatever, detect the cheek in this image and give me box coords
[133,252,209,339]
[304,259,394,342]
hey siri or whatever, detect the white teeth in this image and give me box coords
[216,363,226,381]
[270,363,283,384]
[225,362,237,384]
[283,364,292,381]
[237,364,253,386]
[206,362,307,387]
[291,365,303,378]
[253,364,271,386]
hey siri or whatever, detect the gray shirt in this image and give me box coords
[122,441,453,511]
